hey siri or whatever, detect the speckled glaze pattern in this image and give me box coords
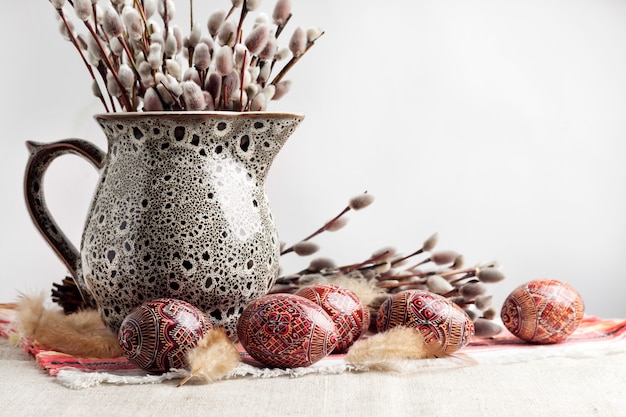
[24,112,303,339]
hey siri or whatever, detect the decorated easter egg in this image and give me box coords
[295,284,370,352]
[377,290,474,355]
[237,293,338,368]
[501,279,584,344]
[118,298,212,373]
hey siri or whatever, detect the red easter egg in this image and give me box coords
[501,279,584,344]
[377,290,474,355]
[118,298,212,373]
[237,293,338,368]
[295,284,370,352]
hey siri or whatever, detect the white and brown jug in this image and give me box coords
[24,112,303,339]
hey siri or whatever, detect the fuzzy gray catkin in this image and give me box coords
[122,7,144,40]
[181,81,206,111]
[245,24,270,55]
[218,21,236,47]
[102,7,123,38]
[118,64,135,91]
[430,250,460,265]
[477,268,505,283]
[289,27,307,57]
[143,87,164,111]
[460,282,487,301]
[73,0,92,21]
[147,43,162,69]
[188,24,202,48]
[193,43,211,71]
[272,80,291,100]
[216,47,234,76]
[246,0,262,11]
[50,0,66,9]
[143,0,157,18]
[293,241,320,257]
[250,92,267,111]
[205,72,222,101]
[208,10,226,37]
[158,0,176,20]
[348,193,375,211]
[273,0,292,25]
[259,37,277,61]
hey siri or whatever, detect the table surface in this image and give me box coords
[1,336,625,417]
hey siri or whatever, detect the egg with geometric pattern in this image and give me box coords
[295,284,370,353]
[377,290,474,355]
[118,298,212,373]
[501,279,584,344]
[237,293,338,368]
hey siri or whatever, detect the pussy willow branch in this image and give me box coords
[271,32,324,86]
[56,8,111,112]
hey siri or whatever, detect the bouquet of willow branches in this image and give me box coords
[273,192,506,338]
[48,0,322,112]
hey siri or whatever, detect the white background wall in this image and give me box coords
[2,0,625,318]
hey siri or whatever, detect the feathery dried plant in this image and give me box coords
[47,0,322,112]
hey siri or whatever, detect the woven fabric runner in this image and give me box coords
[2,305,625,389]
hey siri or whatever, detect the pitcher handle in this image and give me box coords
[24,139,106,307]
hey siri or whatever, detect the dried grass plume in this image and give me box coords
[345,326,438,372]
[15,293,121,358]
[178,327,241,386]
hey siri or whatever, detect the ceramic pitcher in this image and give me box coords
[24,112,304,338]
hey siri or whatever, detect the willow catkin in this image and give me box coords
[148,43,163,70]
[215,47,234,76]
[272,0,292,25]
[426,275,454,294]
[118,64,135,91]
[245,0,262,11]
[73,0,92,21]
[289,27,307,57]
[205,72,222,101]
[144,0,157,18]
[122,7,144,40]
[460,282,487,301]
[143,87,164,111]
[217,20,236,47]
[250,92,267,111]
[172,26,184,53]
[245,24,270,55]
[102,7,123,38]
[164,31,178,57]
[306,27,323,42]
[208,10,226,37]
[50,0,66,9]
[293,241,320,257]
[348,193,374,210]
[473,318,503,338]
[181,81,206,110]
[259,37,277,61]
[193,43,211,71]
[430,250,460,265]
[477,268,505,283]
[188,24,202,48]
[165,59,182,80]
